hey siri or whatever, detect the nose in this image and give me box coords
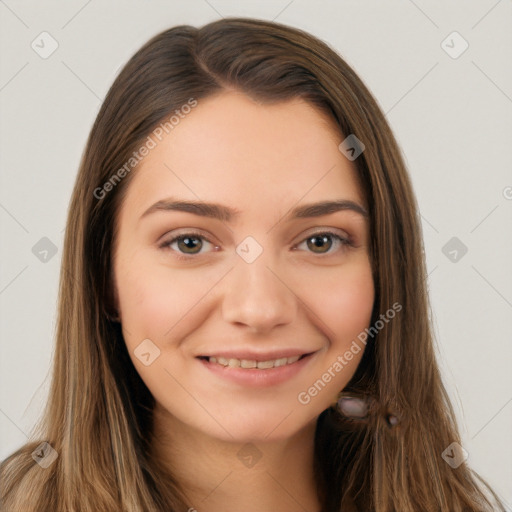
[221,251,298,335]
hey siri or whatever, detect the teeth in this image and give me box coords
[206,354,303,369]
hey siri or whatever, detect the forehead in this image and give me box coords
[120,91,365,220]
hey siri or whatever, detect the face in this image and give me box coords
[112,91,374,443]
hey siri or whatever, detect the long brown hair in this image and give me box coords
[1,17,505,511]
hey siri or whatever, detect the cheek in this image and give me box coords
[115,250,224,349]
[115,252,180,345]
[303,258,374,342]
[293,259,374,410]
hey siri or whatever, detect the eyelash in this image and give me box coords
[159,230,354,261]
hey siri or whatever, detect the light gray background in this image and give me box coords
[1,0,511,507]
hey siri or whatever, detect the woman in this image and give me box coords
[0,17,505,512]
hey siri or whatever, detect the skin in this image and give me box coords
[112,91,374,512]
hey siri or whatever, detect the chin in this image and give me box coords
[203,406,320,445]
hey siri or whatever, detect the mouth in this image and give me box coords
[196,353,312,370]
[195,350,318,387]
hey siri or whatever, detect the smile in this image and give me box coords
[198,354,305,369]
[196,352,317,387]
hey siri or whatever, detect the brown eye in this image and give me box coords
[295,231,352,256]
[160,231,216,259]
[306,234,333,254]
[176,235,203,254]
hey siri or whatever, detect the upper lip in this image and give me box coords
[196,349,316,361]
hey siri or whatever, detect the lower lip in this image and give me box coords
[197,353,316,388]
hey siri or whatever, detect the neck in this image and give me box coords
[151,405,322,512]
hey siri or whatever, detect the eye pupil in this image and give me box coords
[178,236,202,254]
[307,234,332,253]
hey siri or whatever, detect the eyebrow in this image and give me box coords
[139,197,368,223]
